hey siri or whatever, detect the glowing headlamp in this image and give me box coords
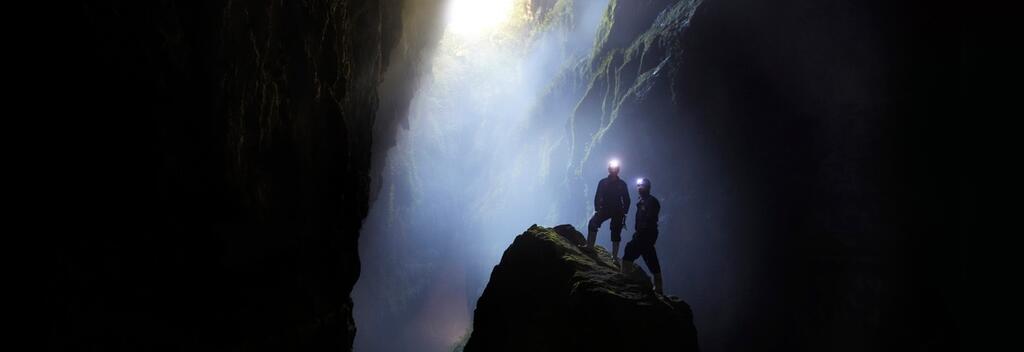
[608,159,620,169]
[637,178,644,185]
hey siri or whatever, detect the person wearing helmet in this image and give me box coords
[587,159,631,261]
[622,177,664,294]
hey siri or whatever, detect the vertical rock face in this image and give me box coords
[537,0,961,350]
[52,0,442,350]
[464,225,699,352]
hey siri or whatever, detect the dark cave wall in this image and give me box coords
[668,1,961,349]
[52,0,442,350]
[371,0,448,200]
[545,0,962,350]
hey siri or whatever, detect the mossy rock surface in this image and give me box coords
[464,225,698,352]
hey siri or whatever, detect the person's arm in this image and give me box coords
[651,198,661,223]
[594,179,604,211]
[622,181,631,214]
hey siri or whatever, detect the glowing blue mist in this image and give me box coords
[353,2,610,351]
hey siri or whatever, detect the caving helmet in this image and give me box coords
[608,159,621,175]
[636,177,651,195]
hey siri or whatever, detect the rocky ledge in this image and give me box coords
[464,224,698,352]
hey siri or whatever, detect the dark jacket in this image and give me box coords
[634,194,660,231]
[594,176,630,214]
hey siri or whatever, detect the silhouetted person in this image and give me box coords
[588,159,630,260]
[622,177,663,294]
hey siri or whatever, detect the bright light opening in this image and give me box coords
[446,0,516,38]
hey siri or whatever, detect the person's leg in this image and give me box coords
[643,248,662,294]
[610,214,623,259]
[621,232,640,273]
[587,211,610,248]
[641,232,663,294]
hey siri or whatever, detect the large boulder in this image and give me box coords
[464,225,698,352]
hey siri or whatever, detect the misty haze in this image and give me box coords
[53,0,966,351]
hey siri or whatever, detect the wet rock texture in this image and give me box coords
[538,0,962,350]
[52,0,442,350]
[465,225,699,352]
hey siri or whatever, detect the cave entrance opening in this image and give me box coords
[354,1,610,351]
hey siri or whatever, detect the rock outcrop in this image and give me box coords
[464,225,698,352]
